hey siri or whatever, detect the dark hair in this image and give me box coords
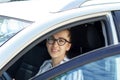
[65,28,71,42]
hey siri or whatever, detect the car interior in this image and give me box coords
[4,21,106,80]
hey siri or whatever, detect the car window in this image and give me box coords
[0,16,32,46]
[112,10,120,42]
[51,53,120,80]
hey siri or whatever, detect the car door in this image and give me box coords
[0,5,119,80]
[29,10,119,80]
[29,12,118,80]
[32,43,120,80]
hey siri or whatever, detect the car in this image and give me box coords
[0,0,120,80]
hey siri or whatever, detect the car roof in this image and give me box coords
[0,0,119,21]
[81,0,120,6]
[0,0,84,21]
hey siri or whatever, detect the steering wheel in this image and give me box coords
[0,72,12,80]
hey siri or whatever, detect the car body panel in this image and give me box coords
[0,0,119,20]
[32,43,120,80]
[0,0,120,79]
[81,0,120,7]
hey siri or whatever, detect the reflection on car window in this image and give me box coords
[52,54,120,80]
[0,16,31,46]
[51,68,84,80]
[0,0,28,3]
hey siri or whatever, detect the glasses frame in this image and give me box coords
[47,37,71,46]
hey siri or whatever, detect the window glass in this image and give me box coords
[0,16,31,46]
[112,10,120,42]
[52,54,120,80]
[0,0,28,3]
[0,0,10,2]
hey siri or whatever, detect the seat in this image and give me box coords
[69,22,105,58]
[7,40,50,80]
[84,22,105,52]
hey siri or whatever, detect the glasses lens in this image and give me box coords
[58,38,66,46]
[47,37,54,44]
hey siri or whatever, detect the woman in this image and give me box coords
[36,29,84,80]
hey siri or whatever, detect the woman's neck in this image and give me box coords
[52,56,66,67]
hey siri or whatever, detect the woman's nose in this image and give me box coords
[52,41,59,47]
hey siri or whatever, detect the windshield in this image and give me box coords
[0,0,27,3]
[0,16,32,46]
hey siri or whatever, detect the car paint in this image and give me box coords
[32,43,120,80]
[0,0,120,79]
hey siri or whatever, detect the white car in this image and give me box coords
[0,0,120,80]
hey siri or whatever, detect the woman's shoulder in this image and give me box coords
[43,59,52,64]
[41,59,52,68]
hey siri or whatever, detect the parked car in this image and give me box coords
[0,0,120,80]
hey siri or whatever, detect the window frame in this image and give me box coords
[30,16,114,79]
[112,10,120,42]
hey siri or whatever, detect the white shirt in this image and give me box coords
[36,57,69,75]
[36,57,84,80]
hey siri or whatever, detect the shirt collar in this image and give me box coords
[60,57,69,64]
[47,57,69,69]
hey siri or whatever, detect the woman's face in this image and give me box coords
[46,30,71,59]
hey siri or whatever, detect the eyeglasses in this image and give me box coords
[47,37,71,46]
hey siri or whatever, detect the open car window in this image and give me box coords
[0,16,32,46]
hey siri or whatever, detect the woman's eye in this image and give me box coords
[59,39,65,42]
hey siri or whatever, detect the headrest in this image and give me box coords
[86,23,105,50]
